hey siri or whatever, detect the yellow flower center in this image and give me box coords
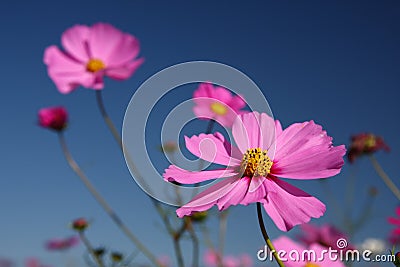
[240,148,273,177]
[364,135,376,149]
[304,263,320,267]
[210,102,228,115]
[86,59,106,72]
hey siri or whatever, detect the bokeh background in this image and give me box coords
[1,0,399,266]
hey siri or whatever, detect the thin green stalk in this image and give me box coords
[78,232,105,267]
[369,155,400,201]
[58,133,162,267]
[95,91,190,267]
[218,210,229,259]
[257,203,285,267]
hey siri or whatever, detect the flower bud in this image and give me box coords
[71,218,89,232]
[93,247,106,258]
[190,211,208,223]
[111,252,123,262]
[38,106,68,131]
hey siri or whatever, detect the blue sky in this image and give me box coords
[1,1,399,266]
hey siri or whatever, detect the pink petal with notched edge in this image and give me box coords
[272,121,346,179]
[61,24,90,62]
[184,133,241,166]
[106,58,144,80]
[262,178,325,232]
[163,165,237,184]
[232,112,276,155]
[43,46,96,94]
[88,23,139,67]
[176,177,241,217]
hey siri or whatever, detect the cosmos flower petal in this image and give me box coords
[185,133,241,166]
[228,94,246,110]
[102,30,141,67]
[262,178,325,231]
[163,165,237,184]
[192,83,247,128]
[232,112,276,154]
[272,121,346,179]
[61,24,90,62]
[275,120,283,137]
[176,177,240,217]
[106,58,144,80]
[43,46,95,93]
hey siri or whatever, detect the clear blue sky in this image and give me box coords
[0,1,399,266]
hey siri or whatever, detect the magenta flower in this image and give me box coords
[347,133,389,163]
[298,223,353,251]
[273,236,346,267]
[164,112,345,231]
[44,23,144,94]
[38,106,68,131]
[193,82,246,128]
[204,249,253,267]
[388,206,400,244]
[45,236,79,251]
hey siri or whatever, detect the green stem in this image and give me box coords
[78,232,105,267]
[95,90,187,267]
[218,210,229,259]
[58,133,162,267]
[369,155,400,201]
[257,203,285,267]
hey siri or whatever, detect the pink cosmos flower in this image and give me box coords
[44,23,144,94]
[298,223,353,251]
[193,82,246,128]
[273,236,346,267]
[45,236,79,251]
[164,112,345,231]
[38,106,68,131]
[388,206,400,244]
[204,249,253,267]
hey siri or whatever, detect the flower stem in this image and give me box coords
[78,232,105,267]
[256,202,285,267]
[218,210,229,260]
[369,155,400,201]
[58,133,162,267]
[95,90,190,267]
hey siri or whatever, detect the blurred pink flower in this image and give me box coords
[164,111,345,231]
[347,133,389,163]
[25,258,51,267]
[157,255,171,267]
[298,223,354,251]
[0,259,13,267]
[388,206,400,244]
[44,22,144,94]
[45,236,79,251]
[193,82,246,128]
[203,249,253,267]
[38,106,68,131]
[273,236,346,267]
